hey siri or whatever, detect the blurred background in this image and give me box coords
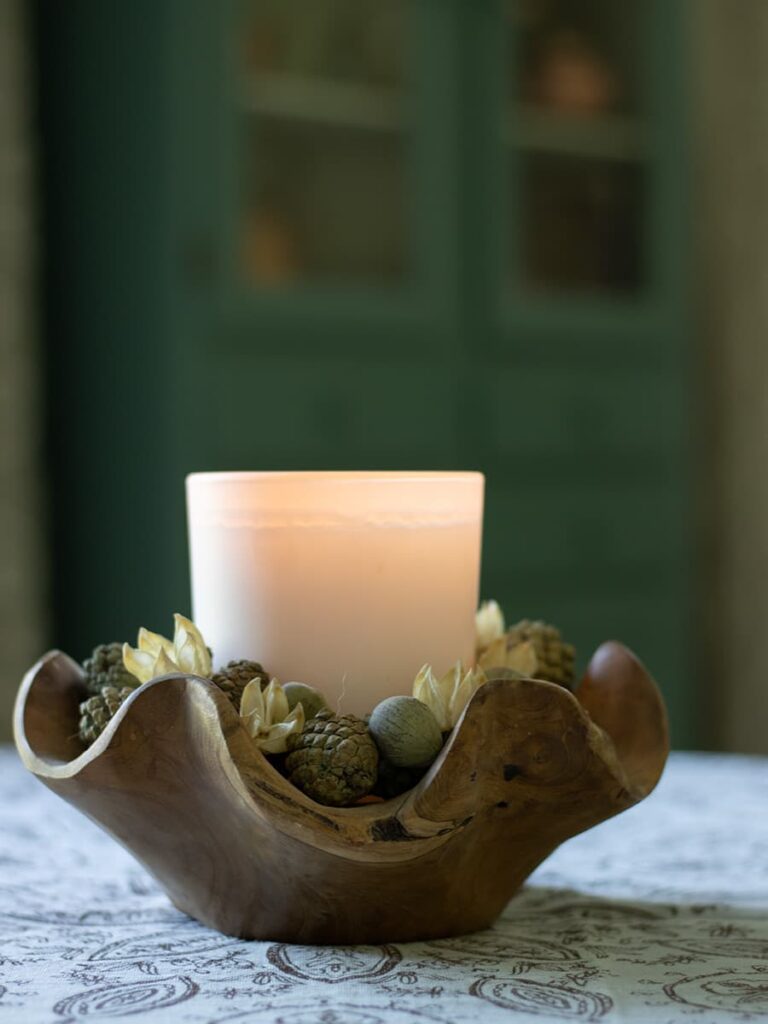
[1,0,761,750]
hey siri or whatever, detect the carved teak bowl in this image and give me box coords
[14,642,668,945]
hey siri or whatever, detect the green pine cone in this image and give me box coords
[78,685,135,745]
[211,659,270,709]
[82,642,138,695]
[285,710,378,806]
[508,618,576,689]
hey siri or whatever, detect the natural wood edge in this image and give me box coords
[575,640,670,797]
[13,655,420,860]
[14,650,88,775]
[399,674,638,837]
[14,642,669,865]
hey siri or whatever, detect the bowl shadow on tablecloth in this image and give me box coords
[402,886,768,1019]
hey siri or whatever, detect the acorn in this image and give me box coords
[369,695,443,769]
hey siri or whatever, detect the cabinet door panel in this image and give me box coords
[484,478,686,577]
[503,0,649,297]
[205,357,461,467]
[239,0,408,287]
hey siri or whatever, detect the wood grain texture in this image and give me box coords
[14,642,669,943]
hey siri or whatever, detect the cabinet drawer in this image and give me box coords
[486,366,686,460]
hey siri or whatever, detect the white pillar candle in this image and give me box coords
[186,471,484,717]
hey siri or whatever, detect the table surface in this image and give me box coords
[1,749,767,1024]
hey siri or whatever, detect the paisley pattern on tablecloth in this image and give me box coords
[0,750,767,1023]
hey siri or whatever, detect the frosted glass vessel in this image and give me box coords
[186,471,484,716]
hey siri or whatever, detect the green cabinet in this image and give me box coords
[41,0,693,742]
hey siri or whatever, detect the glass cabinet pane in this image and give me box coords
[239,0,409,287]
[519,154,643,292]
[505,0,647,295]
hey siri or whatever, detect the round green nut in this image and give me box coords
[369,695,443,769]
[283,682,328,722]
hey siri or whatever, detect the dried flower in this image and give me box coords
[240,678,305,754]
[477,636,538,676]
[476,600,505,652]
[412,661,487,731]
[123,613,213,685]
[479,619,576,689]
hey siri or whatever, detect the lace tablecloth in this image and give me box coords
[1,749,767,1023]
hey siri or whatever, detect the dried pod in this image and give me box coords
[282,682,328,722]
[369,695,443,768]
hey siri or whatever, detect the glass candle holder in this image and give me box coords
[186,471,484,716]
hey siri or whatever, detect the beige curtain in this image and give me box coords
[0,0,47,740]
[693,1,768,753]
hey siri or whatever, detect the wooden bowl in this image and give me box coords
[13,642,668,944]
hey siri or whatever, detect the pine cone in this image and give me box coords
[285,711,378,806]
[507,618,576,689]
[82,642,138,695]
[212,660,270,709]
[78,686,135,745]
